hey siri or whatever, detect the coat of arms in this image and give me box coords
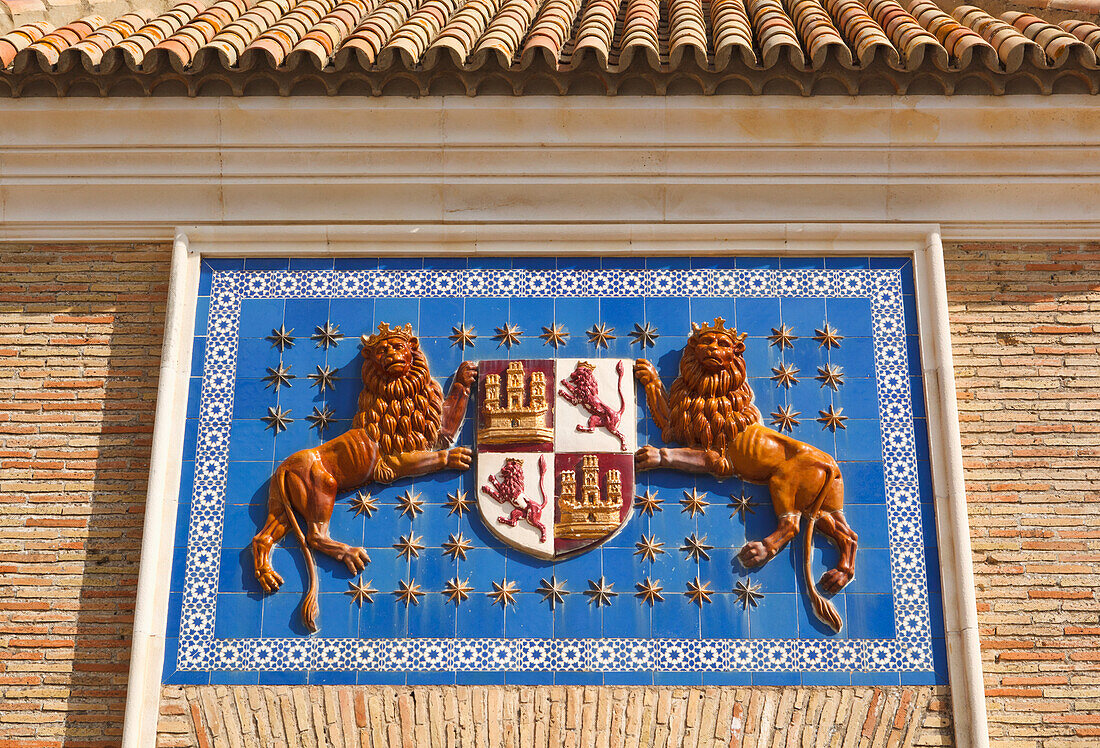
[474,359,636,559]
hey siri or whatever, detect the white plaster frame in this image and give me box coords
[117,222,987,748]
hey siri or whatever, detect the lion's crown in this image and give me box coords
[690,317,748,342]
[362,321,415,347]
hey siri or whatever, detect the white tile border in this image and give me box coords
[109,223,988,748]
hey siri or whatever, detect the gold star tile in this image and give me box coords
[441,532,473,561]
[680,487,710,517]
[681,533,714,562]
[449,324,477,350]
[261,405,293,434]
[728,492,756,522]
[308,364,337,393]
[263,363,295,391]
[492,324,523,349]
[397,488,424,519]
[734,579,764,609]
[312,321,344,349]
[584,576,617,607]
[813,324,844,349]
[539,323,569,349]
[306,405,334,432]
[629,322,660,349]
[768,324,798,350]
[770,404,801,433]
[394,579,425,606]
[635,488,663,516]
[771,362,800,388]
[393,533,425,560]
[817,404,849,432]
[816,364,845,391]
[349,491,378,518]
[635,577,665,606]
[634,533,666,562]
[685,576,714,606]
[586,323,616,350]
[536,576,568,608]
[445,489,471,516]
[266,325,295,352]
[443,577,474,605]
[488,579,519,607]
[346,577,378,606]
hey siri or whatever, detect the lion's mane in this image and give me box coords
[497,459,525,497]
[353,343,443,479]
[565,367,599,400]
[664,334,762,452]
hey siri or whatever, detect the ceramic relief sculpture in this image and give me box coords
[634,317,858,632]
[250,322,477,632]
[475,358,636,560]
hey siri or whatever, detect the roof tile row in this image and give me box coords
[2,0,1100,76]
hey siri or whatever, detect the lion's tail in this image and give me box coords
[614,359,626,417]
[272,471,320,633]
[803,464,843,633]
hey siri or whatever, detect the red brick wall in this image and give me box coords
[0,243,171,748]
[1,241,1097,746]
[946,243,1100,746]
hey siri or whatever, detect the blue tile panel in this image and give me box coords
[164,258,945,687]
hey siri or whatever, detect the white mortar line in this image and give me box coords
[916,230,989,748]
[121,232,200,748]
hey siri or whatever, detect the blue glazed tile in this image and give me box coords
[409,553,453,592]
[802,671,852,686]
[173,504,191,548]
[374,298,420,330]
[463,298,509,338]
[459,548,508,592]
[734,298,781,338]
[190,337,207,376]
[194,296,211,336]
[824,257,870,270]
[238,299,286,339]
[643,297,690,337]
[828,343,876,379]
[689,297,737,329]
[654,672,703,686]
[357,671,402,685]
[178,460,195,501]
[407,591,456,638]
[228,420,275,463]
[780,257,824,270]
[220,547,262,592]
[906,335,923,375]
[261,589,313,637]
[903,293,919,331]
[407,672,457,685]
[554,596,602,638]
[455,671,508,685]
[601,256,646,270]
[378,257,423,270]
[844,505,889,548]
[753,672,801,686]
[846,594,895,639]
[259,671,309,685]
[316,593,360,638]
[868,257,908,270]
[702,672,752,685]
[232,379,278,420]
[741,338,782,379]
[198,263,213,296]
[748,593,798,639]
[924,546,942,593]
[736,257,780,270]
[600,588,651,638]
[931,637,949,679]
[651,594,700,638]
[701,594,749,639]
[335,258,380,271]
[780,298,826,330]
[327,298,374,340]
[644,257,689,271]
[551,297,600,341]
[215,593,264,638]
[359,549,409,593]
[505,593,554,638]
[740,551,796,594]
[901,671,939,686]
[852,670,900,686]
[211,671,260,685]
[690,256,737,270]
[511,297,554,331]
[186,377,203,418]
[511,256,555,270]
[784,340,828,378]
[311,670,359,685]
[165,593,183,637]
[830,377,879,420]
[267,547,309,594]
[825,298,873,337]
[603,671,653,685]
[419,298,465,338]
[839,462,886,505]
[182,420,199,458]
[456,593,504,638]
[898,266,916,295]
[165,667,209,685]
[852,548,892,594]
[834,420,883,462]
[235,337,282,373]
[601,547,646,584]
[359,594,406,639]
[289,258,335,272]
[244,258,289,271]
[505,552,557,594]
[796,590,846,639]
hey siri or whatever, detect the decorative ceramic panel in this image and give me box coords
[164,256,947,687]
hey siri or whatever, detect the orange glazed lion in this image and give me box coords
[251,322,476,632]
[634,318,857,632]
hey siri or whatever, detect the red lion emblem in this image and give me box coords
[558,360,628,451]
[481,456,549,542]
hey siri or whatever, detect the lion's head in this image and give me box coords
[497,458,525,494]
[563,362,599,398]
[353,323,444,479]
[664,317,761,452]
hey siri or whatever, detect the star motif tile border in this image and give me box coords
[169,261,937,680]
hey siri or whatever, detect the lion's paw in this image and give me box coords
[633,359,659,386]
[635,445,661,472]
[445,447,473,470]
[819,568,853,594]
[255,568,284,593]
[342,547,371,575]
[738,541,770,568]
[456,361,478,388]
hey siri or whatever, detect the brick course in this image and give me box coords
[1,242,1096,746]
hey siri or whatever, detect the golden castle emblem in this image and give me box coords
[557,454,622,539]
[479,361,554,445]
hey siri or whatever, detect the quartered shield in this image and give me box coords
[474,359,636,559]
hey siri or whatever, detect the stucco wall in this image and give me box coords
[1,241,1096,746]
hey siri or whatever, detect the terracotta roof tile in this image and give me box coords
[2,0,1099,93]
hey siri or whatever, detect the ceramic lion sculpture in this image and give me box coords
[634,317,857,632]
[251,322,476,632]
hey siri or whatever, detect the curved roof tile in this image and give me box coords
[1,0,1099,93]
